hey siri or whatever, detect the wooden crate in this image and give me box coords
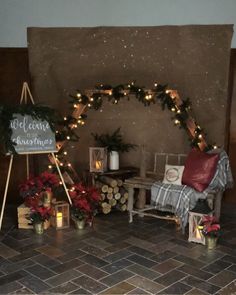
[17,203,50,230]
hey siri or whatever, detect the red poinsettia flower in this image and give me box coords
[88,188,101,202]
[75,198,91,212]
[69,182,101,222]
[205,224,220,233]
[39,171,60,189]
[24,195,41,208]
[29,205,52,224]
[19,176,44,198]
[200,215,221,237]
[69,190,78,199]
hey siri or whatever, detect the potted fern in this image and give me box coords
[92,127,136,170]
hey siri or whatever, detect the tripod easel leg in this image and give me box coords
[0,155,14,230]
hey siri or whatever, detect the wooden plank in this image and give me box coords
[17,203,30,214]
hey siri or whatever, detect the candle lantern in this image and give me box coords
[188,211,206,245]
[188,199,212,245]
[51,201,70,229]
[89,147,107,173]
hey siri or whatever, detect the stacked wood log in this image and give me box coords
[95,176,129,214]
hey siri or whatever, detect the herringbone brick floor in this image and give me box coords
[0,203,236,294]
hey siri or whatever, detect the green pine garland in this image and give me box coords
[68,82,217,151]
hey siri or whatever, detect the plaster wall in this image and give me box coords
[0,0,235,47]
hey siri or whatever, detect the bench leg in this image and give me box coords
[136,188,146,209]
[127,187,134,223]
[214,191,223,220]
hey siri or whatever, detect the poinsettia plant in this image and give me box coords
[69,183,101,222]
[19,172,59,200]
[39,171,60,191]
[199,215,221,238]
[28,206,52,224]
[19,176,44,199]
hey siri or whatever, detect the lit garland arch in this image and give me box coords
[56,82,218,167]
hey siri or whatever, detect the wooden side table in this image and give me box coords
[91,167,138,185]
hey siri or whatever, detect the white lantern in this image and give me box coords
[188,211,206,245]
[51,201,70,230]
[89,147,107,173]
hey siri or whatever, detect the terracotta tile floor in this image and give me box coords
[0,203,236,294]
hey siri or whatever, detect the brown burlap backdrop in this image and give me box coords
[27,25,233,171]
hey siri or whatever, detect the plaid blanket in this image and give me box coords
[151,150,233,230]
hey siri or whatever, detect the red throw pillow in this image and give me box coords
[182,149,219,192]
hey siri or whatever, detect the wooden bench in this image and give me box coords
[124,151,223,227]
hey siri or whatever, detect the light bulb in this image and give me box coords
[64,117,67,121]
[177,110,181,114]
[68,163,71,167]
[213,145,218,149]
[48,165,52,169]
[67,136,70,140]
[171,107,175,112]
[77,93,81,98]
[198,134,203,139]
[145,94,152,100]
[175,119,180,125]
[73,104,77,108]
[63,151,67,155]
[154,83,158,87]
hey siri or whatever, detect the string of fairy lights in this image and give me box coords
[49,82,218,178]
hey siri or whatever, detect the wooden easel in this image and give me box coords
[0,82,72,230]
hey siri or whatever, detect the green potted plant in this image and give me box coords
[92,127,136,170]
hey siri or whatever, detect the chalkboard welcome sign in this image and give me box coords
[10,114,57,154]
